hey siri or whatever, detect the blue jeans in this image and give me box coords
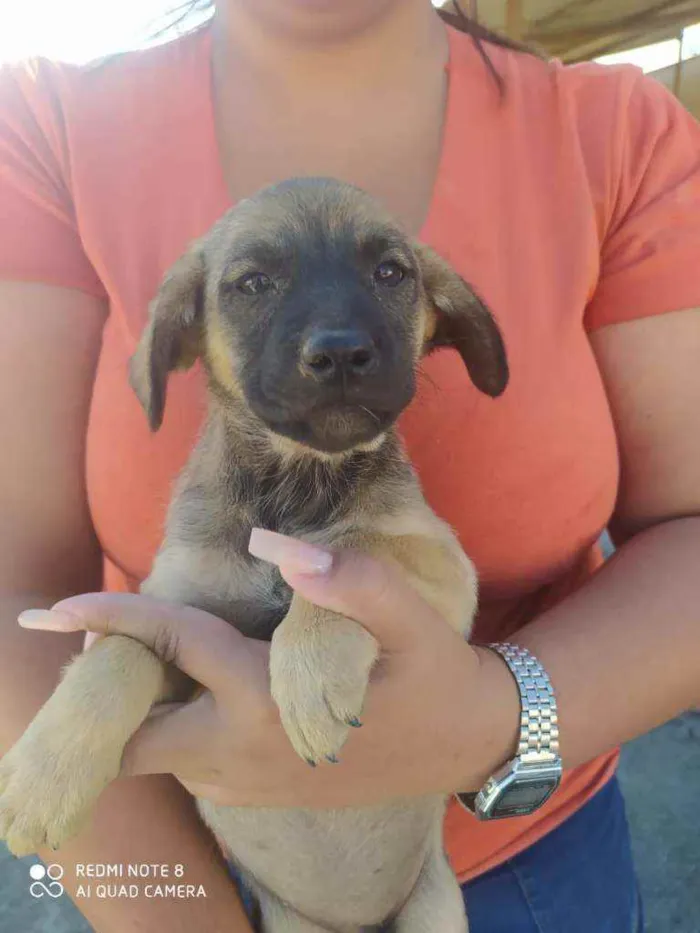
[230,775,644,932]
[463,775,643,932]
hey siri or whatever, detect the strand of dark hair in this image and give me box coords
[438,4,544,95]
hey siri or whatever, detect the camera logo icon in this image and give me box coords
[29,863,65,898]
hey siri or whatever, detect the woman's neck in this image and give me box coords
[209,0,450,235]
[213,0,447,98]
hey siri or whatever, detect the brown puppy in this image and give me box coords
[0,178,508,932]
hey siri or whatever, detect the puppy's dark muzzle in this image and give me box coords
[299,329,379,384]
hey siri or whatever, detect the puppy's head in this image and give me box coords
[130,178,508,455]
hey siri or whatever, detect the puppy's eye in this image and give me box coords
[374,261,405,287]
[236,272,274,295]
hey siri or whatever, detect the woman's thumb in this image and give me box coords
[248,528,441,652]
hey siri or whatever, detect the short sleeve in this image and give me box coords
[0,60,106,298]
[585,69,700,331]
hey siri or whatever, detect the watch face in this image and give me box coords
[494,780,556,817]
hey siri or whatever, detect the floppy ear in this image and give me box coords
[416,243,509,398]
[129,247,205,431]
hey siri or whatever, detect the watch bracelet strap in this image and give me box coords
[492,642,560,763]
[456,642,559,812]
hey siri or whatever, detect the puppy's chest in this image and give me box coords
[153,494,353,642]
[155,437,410,640]
[211,555,293,642]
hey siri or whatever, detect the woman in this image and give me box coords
[1,1,699,930]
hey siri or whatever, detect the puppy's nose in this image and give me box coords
[299,329,378,382]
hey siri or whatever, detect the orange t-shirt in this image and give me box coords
[2,24,700,882]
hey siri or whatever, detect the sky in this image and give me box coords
[0,0,699,74]
[0,0,204,64]
[598,26,700,73]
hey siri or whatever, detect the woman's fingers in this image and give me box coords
[249,528,445,653]
[19,591,252,694]
[121,690,220,777]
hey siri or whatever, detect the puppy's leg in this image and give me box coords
[369,526,478,639]
[270,594,378,764]
[0,635,173,856]
[270,529,475,765]
[391,841,468,933]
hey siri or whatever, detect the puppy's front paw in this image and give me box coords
[0,707,123,856]
[270,612,379,765]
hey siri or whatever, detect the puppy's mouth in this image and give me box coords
[258,402,397,454]
[246,368,416,454]
[308,405,393,452]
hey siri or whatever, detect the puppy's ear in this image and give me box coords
[416,243,509,398]
[129,247,205,431]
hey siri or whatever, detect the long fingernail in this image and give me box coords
[18,609,80,632]
[249,528,333,576]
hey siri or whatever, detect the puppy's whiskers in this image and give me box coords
[358,405,381,425]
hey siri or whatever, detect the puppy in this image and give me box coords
[0,178,508,932]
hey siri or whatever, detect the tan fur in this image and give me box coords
[0,637,170,851]
[416,277,441,351]
[204,313,244,398]
[0,179,509,932]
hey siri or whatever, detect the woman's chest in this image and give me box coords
[213,76,447,237]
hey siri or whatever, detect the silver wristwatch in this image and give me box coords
[457,643,563,821]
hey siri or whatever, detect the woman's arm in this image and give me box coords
[504,307,700,771]
[510,515,700,770]
[0,282,252,932]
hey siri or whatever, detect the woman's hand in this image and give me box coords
[18,530,520,809]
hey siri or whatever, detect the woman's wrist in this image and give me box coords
[452,645,521,794]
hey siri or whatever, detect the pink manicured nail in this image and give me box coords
[18,609,81,631]
[249,528,333,576]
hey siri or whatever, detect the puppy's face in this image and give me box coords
[131,178,508,455]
